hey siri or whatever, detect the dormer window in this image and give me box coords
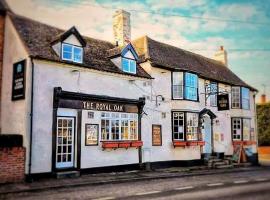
[122,57,136,74]
[62,43,83,63]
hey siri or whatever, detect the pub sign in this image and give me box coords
[12,60,26,101]
[152,124,162,146]
[217,94,229,111]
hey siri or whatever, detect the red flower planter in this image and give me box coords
[118,142,131,148]
[102,141,143,149]
[187,141,198,146]
[102,142,119,149]
[197,141,205,146]
[131,141,143,147]
[173,141,187,147]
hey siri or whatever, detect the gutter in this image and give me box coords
[26,57,35,182]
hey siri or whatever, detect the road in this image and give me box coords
[2,168,270,200]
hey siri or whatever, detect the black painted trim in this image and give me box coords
[77,110,82,169]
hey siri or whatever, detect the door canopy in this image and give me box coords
[199,108,217,119]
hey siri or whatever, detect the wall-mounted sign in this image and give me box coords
[12,60,26,101]
[58,99,138,113]
[217,94,229,111]
[152,124,162,146]
[85,124,99,146]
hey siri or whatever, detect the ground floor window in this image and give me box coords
[101,112,138,141]
[232,117,251,141]
[172,111,199,141]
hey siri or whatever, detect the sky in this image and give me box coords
[6,0,270,102]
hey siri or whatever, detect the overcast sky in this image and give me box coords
[6,0,270,101]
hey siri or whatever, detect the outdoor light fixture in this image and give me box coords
[156,95,165,106]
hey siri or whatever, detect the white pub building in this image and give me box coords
[0,7,258,179]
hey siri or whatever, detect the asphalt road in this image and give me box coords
[2,169,270,200]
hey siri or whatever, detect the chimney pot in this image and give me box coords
[213,45,228,67]
[261,94,266,104]
[220,46,224,50]
[113,10,131,47]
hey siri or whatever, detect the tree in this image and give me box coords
[257,103,270,146]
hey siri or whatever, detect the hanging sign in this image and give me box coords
[152,125,162,146]
[217,94,229,111]
[12,60,26,101]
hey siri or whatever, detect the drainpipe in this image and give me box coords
[26,57,34,182]
[253,93,259,165]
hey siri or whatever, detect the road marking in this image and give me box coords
[255,178,268,182]
[234,180,248,184]
[207,183,224,187]
[92,197,116,200]
[135,191,161,196]
[175,186,194,190]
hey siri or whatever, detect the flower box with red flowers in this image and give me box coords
[187,141,198,146]
[243,141,256,145]
[131,141,143,147]
[197,141,205,146]
[173,141,187,147]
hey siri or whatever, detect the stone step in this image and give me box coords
[213,161,229,166]
[56,171,80,179]
[233,162,252,168]
[215,164,234,169]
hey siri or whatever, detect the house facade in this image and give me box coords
[0,6,258,179]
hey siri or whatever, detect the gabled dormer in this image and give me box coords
[108,43,139,74]
[51,26,86,64]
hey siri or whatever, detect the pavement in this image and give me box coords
[0,164,268,196]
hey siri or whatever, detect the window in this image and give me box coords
[173,112,184,140]
[172,72,183,99]
[101,112,138,141]
[241,87,250,110]
[186,113,198,141]
[62,43,83,63]
[231,87,241,108]
[210,82,218,106]
[122,58,136,74]
[243,119,251,141]
[232,118,241,140]
[185,73,198,101]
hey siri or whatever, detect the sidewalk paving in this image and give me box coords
[0,165,267,195]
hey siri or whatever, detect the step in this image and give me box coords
[213,161,228,166]
[56,171,80,179]
[215,164,234,169]
[233,162,252,168]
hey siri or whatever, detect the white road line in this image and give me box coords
[135,191,161,196]
[234,180,249,184]
[92,197,116,200]
[255,178,268,182]
[175,186,194,190]
[207,183,224,187]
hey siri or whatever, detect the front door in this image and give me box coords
[56,117,75,169]
[202,115,212,154]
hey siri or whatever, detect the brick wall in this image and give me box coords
[0,147,25,183]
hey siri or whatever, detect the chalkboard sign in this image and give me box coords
[152,124,162,146]
[217,94,229,111]
[12,60,26,101]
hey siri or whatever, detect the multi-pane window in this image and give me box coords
[122,58,136,74]
[232,118,242,140]
[172,72,184,99]
[243,119,251,141]
[231,87,241,108]
[101,112,138,141]
[186,113,199,141]
[210,82,218,106]
[241,87,250,110]
[185,73,198,101]
[172,112,184,140]
[62,43,83,63]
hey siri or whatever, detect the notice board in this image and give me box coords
[152,124,162,146]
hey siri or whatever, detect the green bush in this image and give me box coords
[257,103,270,146]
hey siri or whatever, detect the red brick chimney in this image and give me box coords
[260,94,266,104]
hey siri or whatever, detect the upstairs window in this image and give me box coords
[172,72,184,99]
[122,58,136,74]
[241,87,250,110]
[62,43,83,63]
[231,87,241,108]
[210,82,218,107]
[185,73,198,101]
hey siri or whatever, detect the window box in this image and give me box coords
[173,141,187,147]
[131,141,143,147]
[197,141,205,146]
[243,141,256,145]
[232,141,243,146]
[118,142,131,148]
[187,141,198,146]
[102,142,119,149]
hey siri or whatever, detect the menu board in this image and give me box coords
[85,124,99,146]
[152,125,162,146]
[12,60,26,101]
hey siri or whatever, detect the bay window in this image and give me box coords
[231,87,241,108]
[101,112,138,141]
[241,87,250,110]
[172,72,198,101]
[232,118,251,141]
[186,113,199,141]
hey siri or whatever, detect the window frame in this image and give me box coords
[231,117,242,141]
[172,72,184,100]
[172,111,199,141]
[171,71,199,102]
[231,117,252,142]
[61,43,83,64]
[121,57,137,74]
[241,87,250,110]
[209,82,218,107]
[231,86,241,109]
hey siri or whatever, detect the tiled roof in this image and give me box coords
[132,36,257,91]
[9,13,152,79]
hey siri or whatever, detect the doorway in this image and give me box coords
[202,115,212,154]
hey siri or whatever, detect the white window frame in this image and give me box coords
[172,72,184,99]
[101,112,138,141]
[122,57,136,74]
[172,112,185,140]
[184,72,198,101]
[62,43,83,63]
[210,82,218,107]
[232,118,242,141]
[186,112,199,141]
[241,87,250,110]
[231,86,241,109]
[243,118,251,141]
